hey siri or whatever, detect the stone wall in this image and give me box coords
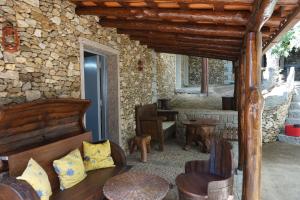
[156,53,176,99]
[0,0,176,149]
[176,109,238,139]
[188,57,226,86]
[262,78,294,142]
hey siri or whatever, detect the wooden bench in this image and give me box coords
[0,132,127,200]
[0,99,128,200]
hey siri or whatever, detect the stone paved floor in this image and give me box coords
[128,140,300,200]
[171,85,234,110]
[128,139,238,200]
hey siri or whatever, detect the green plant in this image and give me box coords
[271,22,300,57]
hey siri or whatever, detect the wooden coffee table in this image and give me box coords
[103,172,169,200]
[182,119,219,153]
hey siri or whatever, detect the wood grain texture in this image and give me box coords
[238,53,246,170]
[103,172,169,200]
[0,99,90,158]
[70,0,300,58]
[177,139,234,200]
[242,32,263,200]
[135,104,177,151]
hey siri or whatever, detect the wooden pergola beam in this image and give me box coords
[118,29,243,46]
[263,5,300,52]
[76,7,250,25]
[71,0,299,6]
[136,37,241,51]
[153,47,237,61]
[149,45,240,57]
[99,19,246,38]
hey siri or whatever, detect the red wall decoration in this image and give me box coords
[2,22,20,53]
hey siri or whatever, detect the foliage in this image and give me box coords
[271,22,300,57]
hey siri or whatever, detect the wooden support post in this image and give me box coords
[234,61,239,111]
[238,53,246,170]
[201,58,209,95]
[242,32,264,200]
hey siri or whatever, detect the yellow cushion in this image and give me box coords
[17,158,52,200]
[83,140,115,171]
[53,149,87,190]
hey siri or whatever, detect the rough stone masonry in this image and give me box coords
[0,0,176,149]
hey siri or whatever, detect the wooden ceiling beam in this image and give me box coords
[263,4,300,52]
[134,36,241,51]
[70,0,299,6]
[76,7,250,25]
[117,29,243,46]
[148,44,240,56]
[252,0,279,31]
[100,19,246,38]
[152,47,237,61]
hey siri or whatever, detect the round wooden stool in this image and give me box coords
[130,135,151,162]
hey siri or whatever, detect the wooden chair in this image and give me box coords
[135,103,177,151]
[176,139,234,200]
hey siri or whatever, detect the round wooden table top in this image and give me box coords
[103,172,170,200]
[182,118,220,126]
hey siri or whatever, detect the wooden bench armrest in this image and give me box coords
[110,142,127,167]
[0,177,39,200]
[140,116,166,121]
[185,160,210,174]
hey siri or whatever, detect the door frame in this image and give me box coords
[79,38,121,146]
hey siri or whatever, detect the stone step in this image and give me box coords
[290,102,300,109]
[285,118,300,125]
[288,110,300,118]
[278,134,300,145]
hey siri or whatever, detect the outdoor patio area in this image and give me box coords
[2,0,300,200]
[128,139,300,200]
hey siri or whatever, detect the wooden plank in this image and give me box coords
[242,32,263,200]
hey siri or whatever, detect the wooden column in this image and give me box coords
[201,58,209,95]
[233,61,239,111]
[242,32,264,200]
[238,53,246,170]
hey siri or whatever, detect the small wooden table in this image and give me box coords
[182,119,219,153]
[103,172,169,200]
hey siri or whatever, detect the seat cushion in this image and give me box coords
[162,121,175,130]
[176,173,223,197]
[51,166,125,200]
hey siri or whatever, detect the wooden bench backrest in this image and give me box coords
[209,139,233,178]
[8,132,92,191]
[0,99,90,156]
[135,103,158,136]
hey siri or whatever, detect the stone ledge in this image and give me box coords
[278,134,300,145]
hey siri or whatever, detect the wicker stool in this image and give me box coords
[130,135,151,162]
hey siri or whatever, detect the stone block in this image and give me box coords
[25,90,41,101]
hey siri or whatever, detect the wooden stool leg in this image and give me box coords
[141,139,147,162]
[146,140,151,153]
